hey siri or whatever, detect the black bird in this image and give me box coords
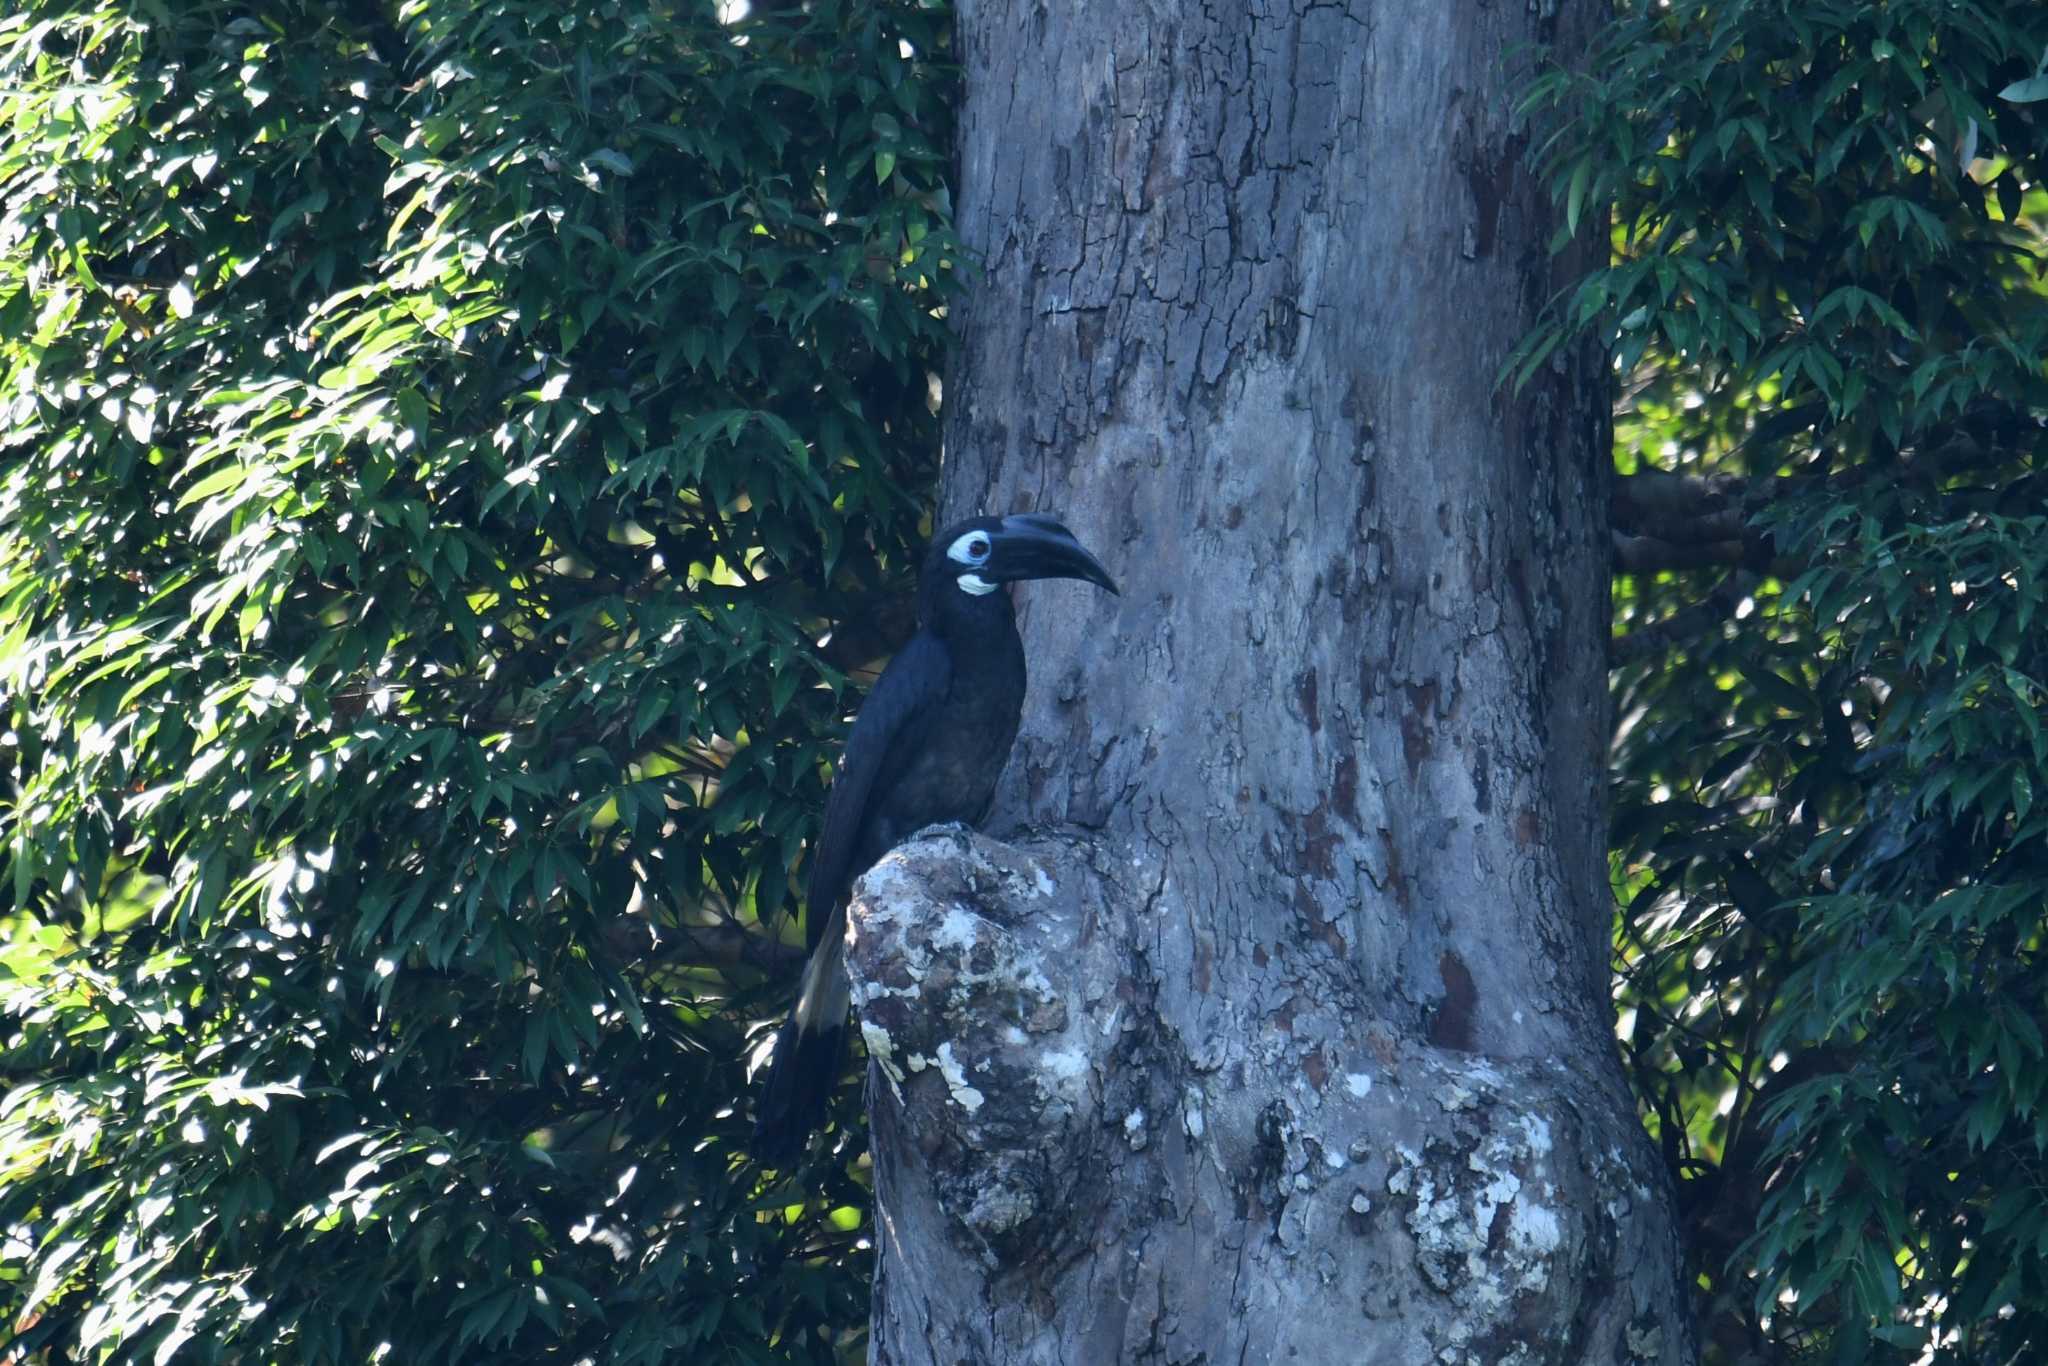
[752,513,1118,1161]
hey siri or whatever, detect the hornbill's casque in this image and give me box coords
[752,514,1119,1161]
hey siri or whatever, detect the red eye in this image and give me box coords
[969,539,989,558]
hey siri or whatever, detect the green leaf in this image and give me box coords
[1738,664,1815,717]
[1565,158,1591,238]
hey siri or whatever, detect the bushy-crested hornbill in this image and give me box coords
[752,514,1118,1161]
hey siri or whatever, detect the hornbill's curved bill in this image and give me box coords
[752,513,1118,1163]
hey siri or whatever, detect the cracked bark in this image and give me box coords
[852,1,1695,1361]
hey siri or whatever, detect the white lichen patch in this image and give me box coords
[843,863,938,998]
[924,899,1060,1016]
[1039,1046,1089,1086]
[1454,1058,1506,1089]
[1436,1078,1479,1113]
[1391,1111,1567,1317]
[1596,1146,1644,1223]
[1345,1071,1373,1098]
[862,1021,905,1089]
[852,859,932,928]
[850,842,1069,1065]
[1033,866,1056,898]
[1508,1194,1563,1259]
[934,1041,984,1112]
[931,903,984,954]
[1010,962,1059,1008]
[964,1182,1036,1237]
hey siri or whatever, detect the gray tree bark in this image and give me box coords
[847,1,1696,1361]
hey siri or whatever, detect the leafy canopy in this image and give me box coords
[0,0,954,1360]
[1525,1,2048,1360]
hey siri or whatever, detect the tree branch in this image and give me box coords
[1611,465,1777,544]
[598,911,805,973]
[1613,470,1747,526]
[1610,572,1760,665]
[1611,532,1754,574]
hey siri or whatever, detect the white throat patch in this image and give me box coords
[957,573,998,596]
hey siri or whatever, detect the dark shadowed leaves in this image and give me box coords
[1527,1,2048,1360]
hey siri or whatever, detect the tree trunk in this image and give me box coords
[848,1,1696,1360]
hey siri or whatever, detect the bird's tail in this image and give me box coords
[752,916,850,1164]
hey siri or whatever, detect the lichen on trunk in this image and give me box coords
[853,0,1696,1360]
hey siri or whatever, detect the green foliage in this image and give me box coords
[0,0,955,1359]
[1526,1,2048,1359]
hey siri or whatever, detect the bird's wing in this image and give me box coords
[803,631,951,951]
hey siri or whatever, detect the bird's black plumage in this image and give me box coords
[752,513,1117,1162]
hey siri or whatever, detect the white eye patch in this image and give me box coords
[946,530,993,565]
[957,573,998,595]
